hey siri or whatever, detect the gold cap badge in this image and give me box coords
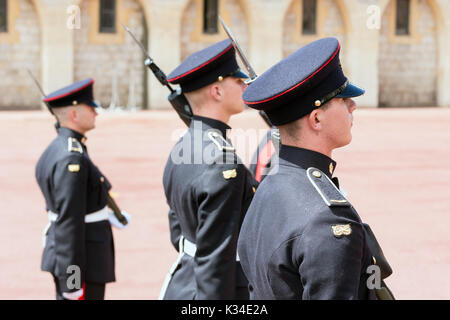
[332,224,352,237]
[68,164,80,172]
[223,169,237,180]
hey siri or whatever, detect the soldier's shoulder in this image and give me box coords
[51,135,84,156]
[52,137,86,167]
[66,137,84,155]
[305,167,350,207]
[206,130,235,153]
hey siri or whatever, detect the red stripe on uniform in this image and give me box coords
[255,140,275,182]
[78,283,86,300]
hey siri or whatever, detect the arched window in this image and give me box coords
[302,0,317,35]
[0,0,7,32]
[203,0,218,34]
[100,0,116,33]
[395,0,410,35]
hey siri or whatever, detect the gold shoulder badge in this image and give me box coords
[68,164,80,172]
[223,169,237,180]
[332,224,352,237]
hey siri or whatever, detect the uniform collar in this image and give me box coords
[58,127,87,145]
[279,144,337,178]
[191,115,231,138]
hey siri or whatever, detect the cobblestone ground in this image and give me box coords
[0,107,449,300]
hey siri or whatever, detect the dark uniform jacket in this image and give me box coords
[162,116,256,300]
[35,127,115,292]
[238,145,378,300]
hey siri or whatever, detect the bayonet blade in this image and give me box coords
[121,23,153,63]
[27,68,46,96]
[219,16,257,81]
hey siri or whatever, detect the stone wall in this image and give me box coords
[180,0,249,68]
[74,0,146,109]
[0,0,449,110]
[0,0,40,110]
[283,0,346,58]
[379,0,437,107]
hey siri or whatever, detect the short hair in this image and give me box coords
[278,118,302,142]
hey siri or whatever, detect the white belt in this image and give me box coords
[158,236,240,299]
[182,237,197,257]
[47,206,109,223]
[42,206,110,247]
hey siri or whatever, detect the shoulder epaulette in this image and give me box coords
[307,167,350,207]
[207,130,235,152]
[67,137,83,154]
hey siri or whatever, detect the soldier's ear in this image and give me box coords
[209,83,223,102]
[68,107,78,124]
[308,109,322,131]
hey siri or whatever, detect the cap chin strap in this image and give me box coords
[313,80,349,108]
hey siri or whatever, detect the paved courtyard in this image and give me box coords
[0,107,449,299]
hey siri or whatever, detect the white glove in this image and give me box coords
[62,287,84,300]
[108,209,131,229]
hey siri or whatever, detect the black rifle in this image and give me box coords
[219,17,274,128]
[27,69,128,226]
[27,69,60,131]
[122,24,193,127]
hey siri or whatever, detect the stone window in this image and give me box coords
[395,0,410,35]
[0,0,7,32]
[203,0,218,34]
[100,0,116,33]
[302,0,317,35]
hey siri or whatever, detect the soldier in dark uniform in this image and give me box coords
[238,38,394,300]
[35,79,130,300]
[159,39,257,300]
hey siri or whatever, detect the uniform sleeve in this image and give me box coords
[168,208,182,251]
[296,208,366,300]
[52,155,88,292]
[193,163,249,300]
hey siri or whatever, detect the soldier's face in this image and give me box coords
[321,97,357,148]
[76,104,98,133]
[221,77,248,115]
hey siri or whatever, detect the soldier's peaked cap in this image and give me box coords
[43,78,99,108]
[167,39,248,93]
[243,37,364,126]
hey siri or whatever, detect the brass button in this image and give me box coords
[218,76,224,81]
[315,100,321,107]
[329,163,334,174]
[372,256,377,264]
[72,100,78,105]
[312,170,322,178]
[100,177,105,183]
[252,187,256,193]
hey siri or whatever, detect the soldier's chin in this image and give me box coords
[337,135,352,149]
